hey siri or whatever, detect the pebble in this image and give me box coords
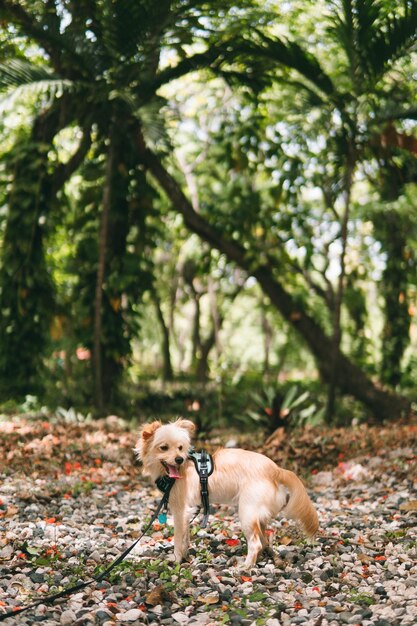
[60,609,77,625]
[115,608,145,621]
[1,433,416,626]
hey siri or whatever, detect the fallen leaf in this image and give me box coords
[197,592,219,605]
[225,539,239,546]
[265,427,285,448]
[145,585,172,606]
[358,553,371,564]
[399,500,417,512]
[279,536,292,546]
[5,506,18,517]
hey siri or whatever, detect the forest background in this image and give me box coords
[0,0,417,432]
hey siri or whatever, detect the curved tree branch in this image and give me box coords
[0,0,89,79]
[135,131,410,420]
[50,124,92,195]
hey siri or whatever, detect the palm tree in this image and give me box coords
[0,0,415,419]
[136,0,417,419]
[0,0,269,407]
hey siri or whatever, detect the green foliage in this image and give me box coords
[348,590,375,606]
[245,383,325,431]
[0,137,54,398]
[0,0,416,419]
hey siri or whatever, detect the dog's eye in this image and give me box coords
[178,445,183,451]
[159,444,169,451]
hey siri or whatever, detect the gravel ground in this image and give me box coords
[1,418,416,625]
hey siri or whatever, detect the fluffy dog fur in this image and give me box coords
[135,419,319,569]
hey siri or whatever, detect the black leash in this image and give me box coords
[0,486,173,623]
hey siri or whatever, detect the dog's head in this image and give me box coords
[135,419,196,479]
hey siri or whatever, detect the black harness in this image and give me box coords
[156,448,214,528]
[189,448,214,528]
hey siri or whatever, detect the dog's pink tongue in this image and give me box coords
[167,464,181,479]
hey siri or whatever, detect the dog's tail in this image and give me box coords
[278,468,319,536]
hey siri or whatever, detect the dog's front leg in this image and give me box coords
[172,505,190,563]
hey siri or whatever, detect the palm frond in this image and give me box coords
[328,0,417,87]
[366,0,417,81]
[0,59,71,91]
[0,59,73,112]
[248,30,337,103]
[138,96,172,153]
[355,0,383,75]
[376,104,417,122]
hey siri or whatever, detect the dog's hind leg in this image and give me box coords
[260,525,285,567]
[239,510,264,569]
[259,521,278,564]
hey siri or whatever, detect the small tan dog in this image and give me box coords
[136,418,319,569]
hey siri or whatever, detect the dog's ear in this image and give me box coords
[140,420,162,442]
[175,418,196,436]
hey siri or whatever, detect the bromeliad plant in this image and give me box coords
[245,384,325,432]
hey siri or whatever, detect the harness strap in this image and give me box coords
[198,449,210,528]
[188,449,214,528]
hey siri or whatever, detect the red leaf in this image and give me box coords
[241,575,252,582]
[225,539,240,546]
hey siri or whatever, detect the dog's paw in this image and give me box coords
[173,551,189,564]
[229,557,256,574]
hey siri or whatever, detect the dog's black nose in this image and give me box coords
[175,456,184,465]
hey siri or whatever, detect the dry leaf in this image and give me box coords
[399,500,417,512]
[144,585,172,606]
[265,427,285,448]
[279,536,292,546]
[358,552,371,564]
[197,592,219,605]
[5,506,18,517]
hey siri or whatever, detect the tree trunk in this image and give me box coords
[195,282,241,381]
[151,288,174,381]
[93,126,114,412]
[261,300,273,375]
[190,295,202,370]
[196,328,216,382]
[137,137,410,421]
[377,210,411,387]
[325,151,354,422]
